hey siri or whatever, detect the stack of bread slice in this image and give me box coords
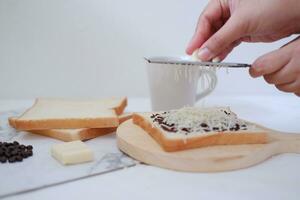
[9,97,131,141]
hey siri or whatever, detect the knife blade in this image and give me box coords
[144,56,251,68]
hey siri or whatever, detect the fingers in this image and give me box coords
[250,48,290,78]
[186,16,212,55]
[263,61,296,85]
[275,80,300,93]
[250,40,300,95]
[241,36,273,43]
[241,34,291,43]
[213,40,242,61]
[274,53,300,95]
[197,14,247,61]
[186,0,230,55]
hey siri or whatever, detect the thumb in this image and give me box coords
[197,15,247,61]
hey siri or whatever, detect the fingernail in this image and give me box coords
[252,65,263,73]
[212,57,221,63]
[198,47,213,61]
[191,49,202,61]
[249,67,262,78]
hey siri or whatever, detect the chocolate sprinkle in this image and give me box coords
[200,123,208,127]
[161,124,177,132]
[181,128,191,132]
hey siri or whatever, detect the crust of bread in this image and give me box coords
[12,98,128,130]
[132,113,268,152]
[14,117,119,130]
[8,117,16,128]
[113,97,127,115]
[30,128,116,142]
[9,113,132,141]
[118,112,132,123]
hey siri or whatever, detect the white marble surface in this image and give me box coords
[1,96,300,200]
[0,100,138,199]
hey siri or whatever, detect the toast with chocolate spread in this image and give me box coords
[12,97,127,130]
[133,107,268,152]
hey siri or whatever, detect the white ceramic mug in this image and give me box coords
[146,57,217,111]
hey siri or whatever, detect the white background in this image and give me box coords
[0,0,297,99]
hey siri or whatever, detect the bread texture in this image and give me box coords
[132,113,268,152]
[13,97,127,130]
[9,113,132,141]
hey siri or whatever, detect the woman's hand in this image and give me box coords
[186,0,300,61]
[250,37,300,96]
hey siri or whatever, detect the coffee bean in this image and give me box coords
[5,151,11,158]
[11,150,18,156]
[0,156,7,163]
[16,156,23,162]
[8,146,15,151]
[0,141,33,163]
[3,146,8,151]
[27,151,33,157]
[8,143,14,147]
[8,156,16,163]
[26,145,33,150]
[21,151,28,158]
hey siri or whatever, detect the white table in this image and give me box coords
[2,96,300,200]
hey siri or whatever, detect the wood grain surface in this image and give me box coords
[117,120,300,172]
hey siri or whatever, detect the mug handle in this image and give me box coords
[195,69,218,101]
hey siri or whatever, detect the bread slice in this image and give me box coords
[132,108,268,152]
[87,97,127,115]
[9,113,132,141]
[13,97,127,130]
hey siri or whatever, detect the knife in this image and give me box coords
[144,56,251,68]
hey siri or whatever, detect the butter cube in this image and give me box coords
[51,141,94,165]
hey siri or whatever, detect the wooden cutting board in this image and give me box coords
[117,120,300,172]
